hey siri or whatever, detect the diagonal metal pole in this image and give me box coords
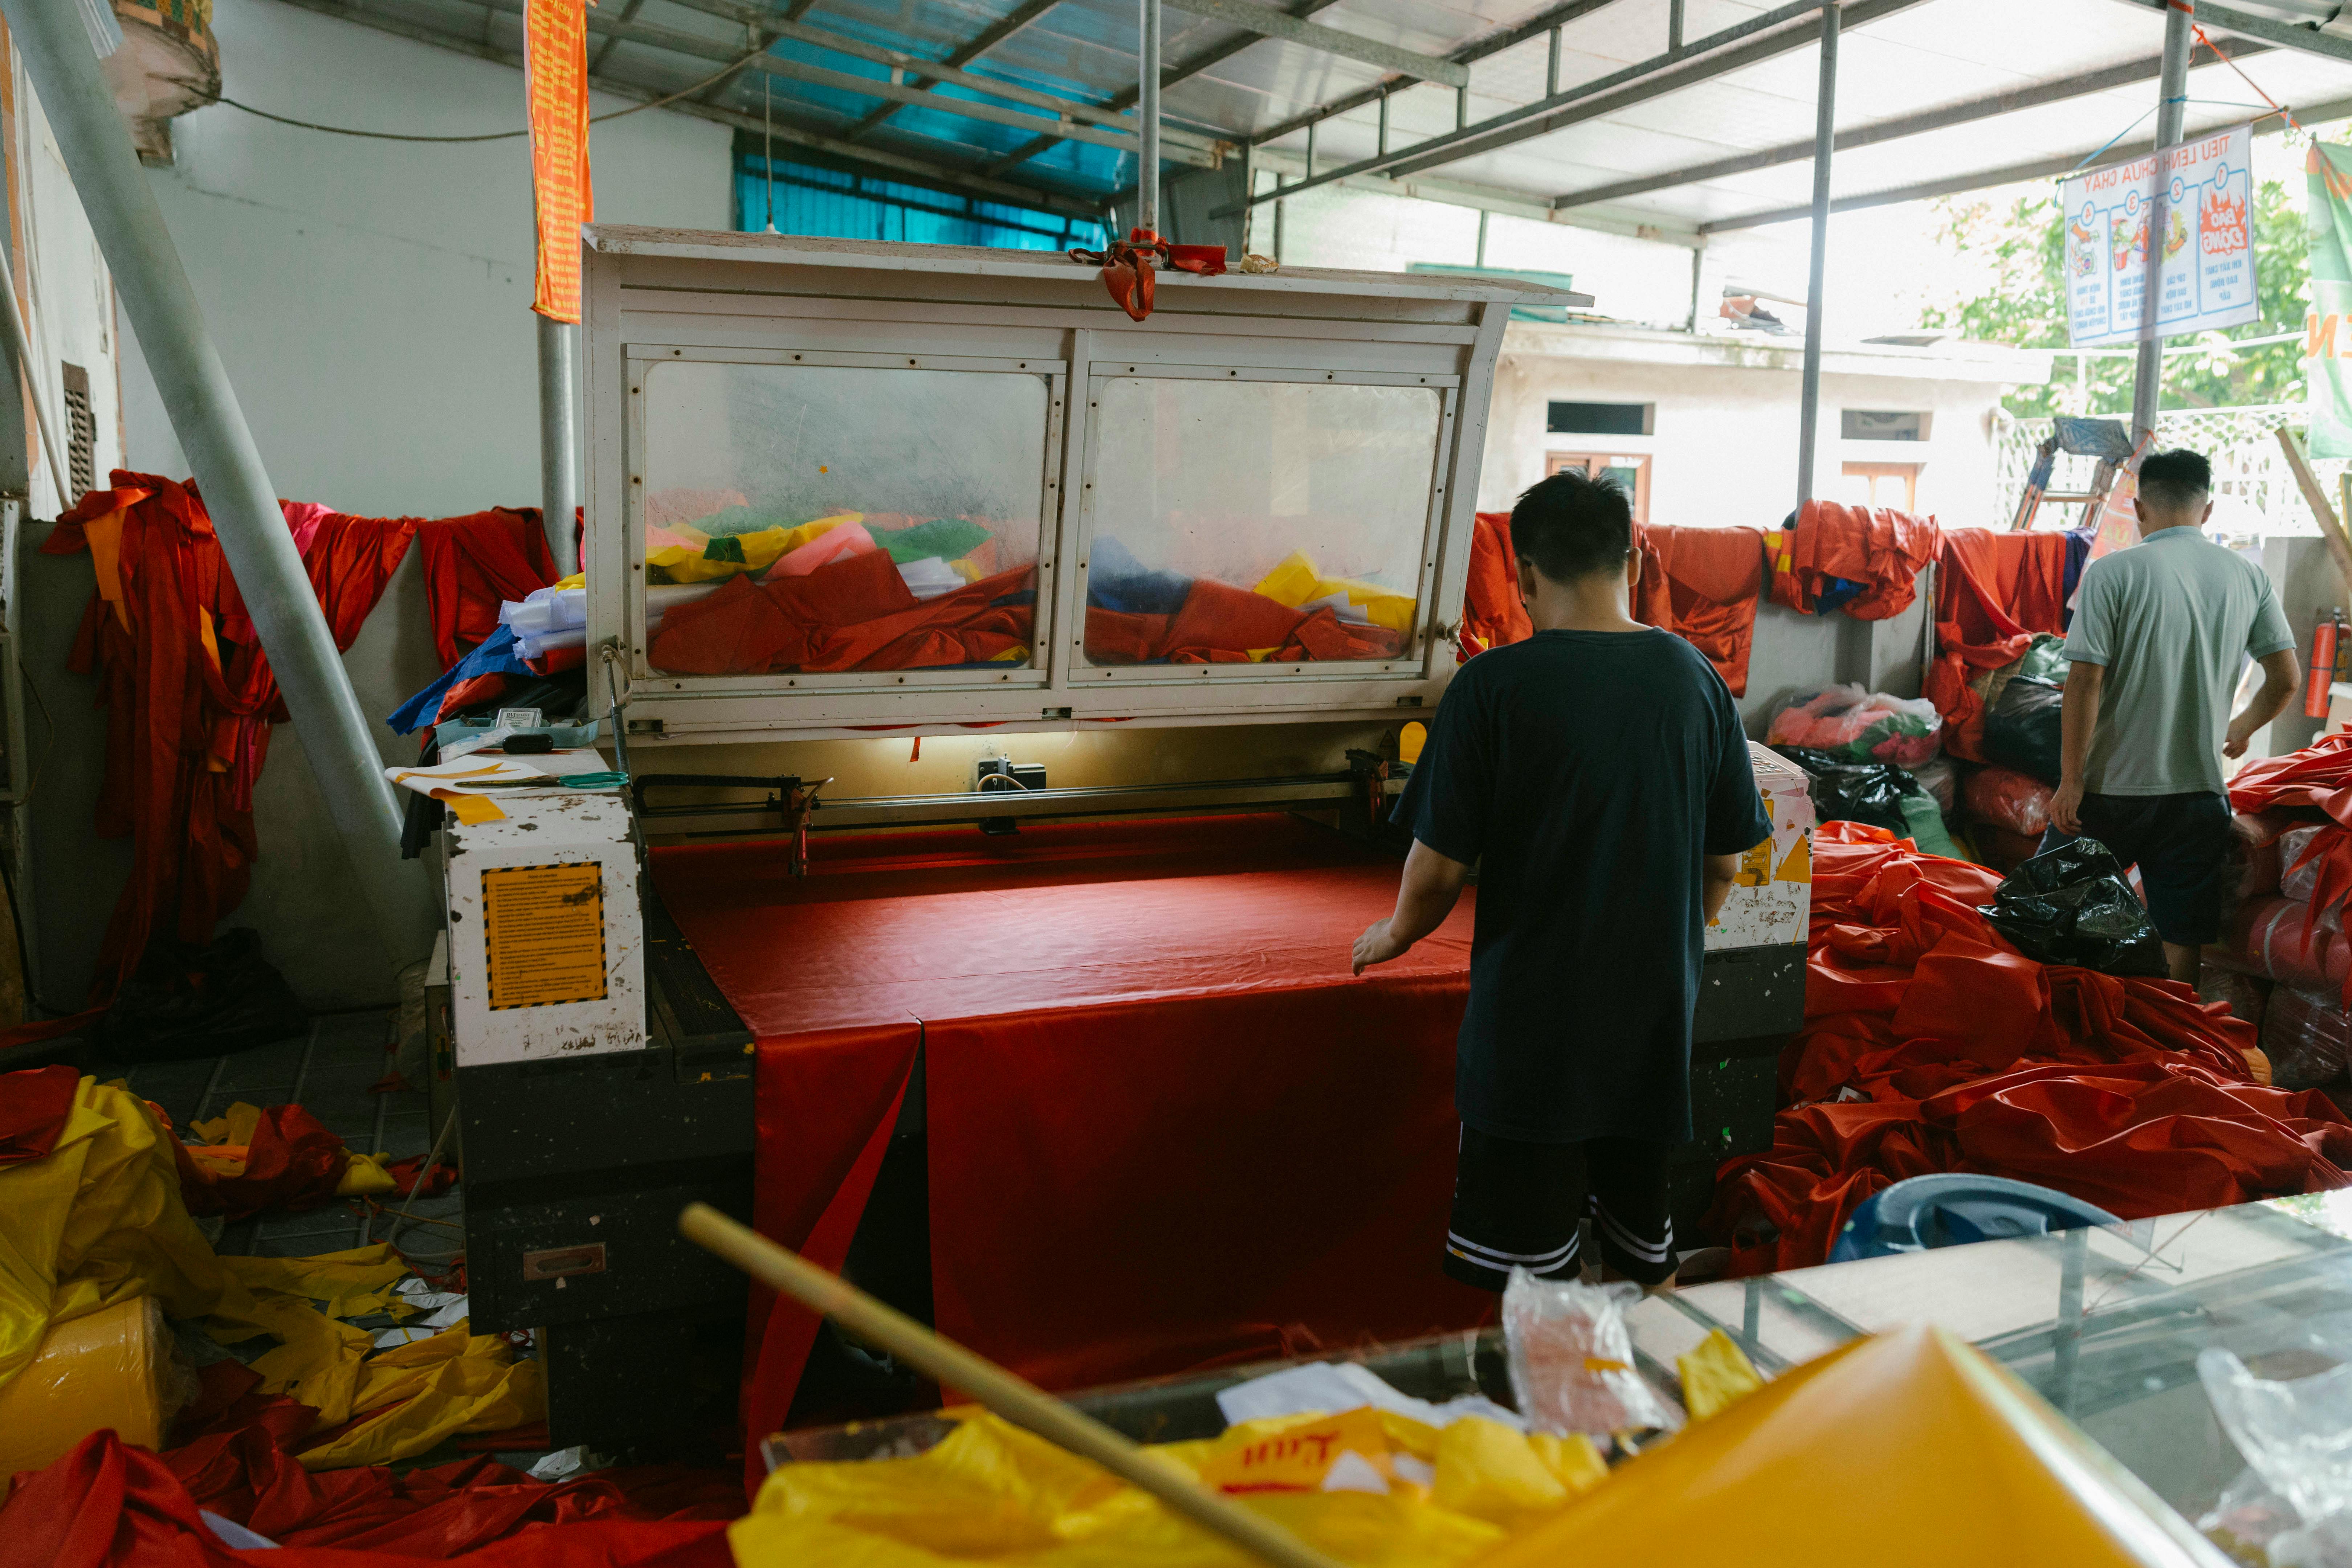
[3,0,435,963]
[1795,0,1838,511]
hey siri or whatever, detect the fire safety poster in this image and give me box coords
[2061,124,2257,348]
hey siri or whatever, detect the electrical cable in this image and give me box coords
[0,831,72,1019]
[168,41,772,144]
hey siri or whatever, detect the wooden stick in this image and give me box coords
[677,1203,1347,1568]
[2276,427,2352,595]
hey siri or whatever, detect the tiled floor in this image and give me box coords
[120,1009,465,1265]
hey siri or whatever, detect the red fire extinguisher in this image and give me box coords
[2307,608,2342,720]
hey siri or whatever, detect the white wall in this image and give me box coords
[115,0,730,509]
[12,49,126,516]
[1481,339,2021,531]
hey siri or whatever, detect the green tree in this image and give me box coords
[1920,177,2308,419]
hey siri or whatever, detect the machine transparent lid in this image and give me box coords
[634,359,1050,677]
[1081,377,1443,667]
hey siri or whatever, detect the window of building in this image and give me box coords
[1546,400,1652,437]
[61,362,93,506]
[1841,409,1929,441]
[1839,461,1918,511]
[1547,452,1651,522]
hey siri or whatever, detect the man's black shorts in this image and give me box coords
[1443,1125,1677,1290]
[2038,789,2231,946]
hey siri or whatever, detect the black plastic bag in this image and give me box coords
[1982,677,2065,786]
[97,927,307,1065]
[1978,838,2168,977]
[1772,746,1961,857]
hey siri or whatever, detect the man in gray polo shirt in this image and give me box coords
[2047,448,2301,986]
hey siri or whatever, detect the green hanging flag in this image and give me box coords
[2307,143,2352,458]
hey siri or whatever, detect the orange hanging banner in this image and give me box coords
[525,0,592,322]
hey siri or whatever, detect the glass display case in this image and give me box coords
[581,228,1577,742]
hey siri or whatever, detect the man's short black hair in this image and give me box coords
[1510,469,1633,584]
[2137,448,2212,510]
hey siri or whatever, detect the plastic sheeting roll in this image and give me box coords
[0,1297,188,1474]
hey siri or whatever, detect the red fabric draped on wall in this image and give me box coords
[1458,512,1764,693]
[42,475,417,1001]
[1632,524,1766,696]
[416,508,557,668]
[1924,528,2072,762]
[647,816,1493,1483]
[1769,502,1940,619]
[1706,826,2352,1274]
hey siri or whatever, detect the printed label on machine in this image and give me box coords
[481,862,609,1009]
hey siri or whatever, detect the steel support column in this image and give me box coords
[1795,1,1838,510]
[537,315,579,576]
[2132,0,2193,440]
[2,0,434,960]
[1139,0,1162,233]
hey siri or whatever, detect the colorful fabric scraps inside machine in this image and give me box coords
[635,496,1419,675]
[1080,538,1414,666]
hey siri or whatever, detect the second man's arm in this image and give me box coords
[2226,649,2303,759]
[1354,839,1472,975]
[2051,660,2106,836]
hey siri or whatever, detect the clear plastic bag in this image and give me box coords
[2262,988,2352,1091]
[1765,685,1943,769]
[1907,756,1957,814]
[2198,1347,2352,1526]
[1501,1270,1679,1439]
[2281,826,2349,932]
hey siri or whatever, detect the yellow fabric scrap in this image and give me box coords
[647,512,861,584]
[728,1405,1621,1568]
[1677,1328,1765,1422]
[1250,551,1415,633]
[299,1324,543,1471]
[336,1151,398,1197]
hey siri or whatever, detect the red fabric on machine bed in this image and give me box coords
[646,816,1490,1441]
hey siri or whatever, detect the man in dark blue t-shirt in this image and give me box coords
[1353,469,1770,1292]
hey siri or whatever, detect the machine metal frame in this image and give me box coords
[581,226,1573,744]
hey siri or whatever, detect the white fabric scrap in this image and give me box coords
[1319,1450,1390,1495]
[1213,1360,1525,1433]
[898,557,966,600]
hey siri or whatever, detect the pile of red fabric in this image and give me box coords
[1767,502,1939,619]
[171,1103,355,1223]
[1924,527,2072,761]
[651,553,1034,673]
[1458,512,1765,693]
[2221,734,2352,1015]
[43,476,418,1006]
[0,1373,737,1567]
[1087,578,1406,665]
[1707,824,2352,1274]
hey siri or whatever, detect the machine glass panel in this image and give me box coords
[636,358,1051,676]
[1082,376,1442,666]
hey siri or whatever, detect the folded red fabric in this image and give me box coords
[1633,523,1766,696]
[1924,528,2072,762]
[1770,502,1940,619]
[1707,825,2352,1274]
[0,1063,79,1164]
[649,553,1032,674]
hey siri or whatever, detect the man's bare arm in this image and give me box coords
[1353,839,1472,975]
[2226,649,2303,759]
[1701,852,1740,926]
[2050,660,2105,836]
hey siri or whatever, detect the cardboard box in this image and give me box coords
[1705,743,1813,951]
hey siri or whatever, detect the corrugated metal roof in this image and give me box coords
[273,0,2352,233]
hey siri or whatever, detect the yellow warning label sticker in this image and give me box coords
[481,862,607,1010]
